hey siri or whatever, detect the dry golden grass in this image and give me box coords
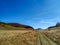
[40,29,60,45]
[1,28,60,45]
[0,30,37,45]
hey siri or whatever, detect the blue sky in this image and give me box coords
[0,0,60,29]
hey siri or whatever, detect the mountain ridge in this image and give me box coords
[0,22,34,30]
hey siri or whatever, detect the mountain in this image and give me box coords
[48,22,60,31]
[36,28,42,30]
[7,23,34,29]
[0,22,34,30]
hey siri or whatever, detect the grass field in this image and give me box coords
[0,27,60,45]
[37,27,60,45]
[0,30,37,45]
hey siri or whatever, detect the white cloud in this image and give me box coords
[39,17,60,24]
[40,20,54,24]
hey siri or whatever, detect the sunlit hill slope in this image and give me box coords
[0,22,34,30]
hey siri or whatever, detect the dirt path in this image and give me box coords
[37,31,57,45]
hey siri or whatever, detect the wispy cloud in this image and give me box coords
[39,17,60,24]
[40,20,54,24]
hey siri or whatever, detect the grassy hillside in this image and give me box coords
[37,27,60,45]
[0,22,60,45]
[0,22,34,30]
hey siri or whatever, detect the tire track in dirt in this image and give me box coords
[37,31,57,45]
